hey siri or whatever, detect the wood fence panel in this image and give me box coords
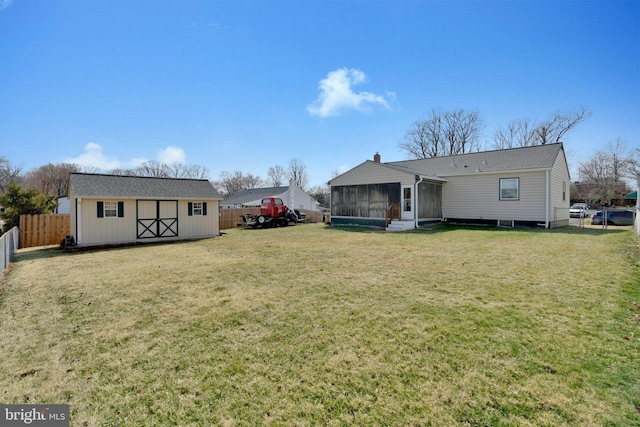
[19,214,71,248]
[218,207,325,230]
[219,207,261,230]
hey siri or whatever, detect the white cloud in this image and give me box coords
[0,0,12,11]
[157,146,186,165]
[63,143,188,171]
[307,68,391,118]
[63,143,122,170]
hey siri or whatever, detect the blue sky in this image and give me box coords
[1,0,638,189]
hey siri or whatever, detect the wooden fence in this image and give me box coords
[19,214,71,248]
[219,207,325,230]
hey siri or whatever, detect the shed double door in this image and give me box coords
[137,200,178,239]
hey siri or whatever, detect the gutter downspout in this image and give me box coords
[545,170,550,229]
[415,175,423,229]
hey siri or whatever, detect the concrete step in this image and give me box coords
[386,220,415,232]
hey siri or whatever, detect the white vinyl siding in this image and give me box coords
[331,161,418,186]
[550,150,571,224]
[442,171,547,222]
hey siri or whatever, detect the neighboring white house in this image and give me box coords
[68,173,222,247]
[55,196,70,214]
[329,143,571,229]
[221,182,320,211]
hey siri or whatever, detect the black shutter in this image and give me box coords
[203,202,207,216]
[97,201,104,218]
[188,202,193,216]
[117,201,124,217]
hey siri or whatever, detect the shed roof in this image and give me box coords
[69,173,222,199]
[387,143,565,177]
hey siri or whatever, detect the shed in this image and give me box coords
[329,143,570,229]
[68,173,222,247]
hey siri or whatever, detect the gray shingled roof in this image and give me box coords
[221,186,288,206]
[69,173,222,199]
[387,143,564,177]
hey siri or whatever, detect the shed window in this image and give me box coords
[97,201,124,218]
[188,202,208,216]
[192,202,203,216]
[104,201,118,217]
[499,178,519,201]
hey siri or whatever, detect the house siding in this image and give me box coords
[330,161,416,186]
[550,151,570,227]
[442,171,548,223]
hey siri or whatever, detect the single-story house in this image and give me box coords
[68,173,222,247]
[329,143,570,230]
[221,182,320,211]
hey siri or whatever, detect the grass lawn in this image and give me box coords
[1,223,639,426]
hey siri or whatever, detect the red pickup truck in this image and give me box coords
[240,196,300,228]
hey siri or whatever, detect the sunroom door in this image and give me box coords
[401,185,413,220]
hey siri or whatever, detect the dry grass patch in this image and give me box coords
[1,224,638,426]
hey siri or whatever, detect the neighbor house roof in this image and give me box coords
[221,186,289,206]
[387,143,565,177]
[69,173,222,199]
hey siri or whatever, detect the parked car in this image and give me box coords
[590,209,635,226]
[569,203,588,218]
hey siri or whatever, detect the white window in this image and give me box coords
[500,178,519,201]
[192,202,203,216]
[104,201,118,217]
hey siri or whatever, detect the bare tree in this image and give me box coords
[0,156,22,193]
[132,161,171,177]
[267,165,286,187]
[494,119,538,149]
[23,162,82,196]
[216,171,263,197]
[399,110,444,158]
[494,107,591,149]
[308,184,330,207]
[287,158,309,189]
[399,108,483,159]
[167,163,210,179]
[112,161,210,179]
[578,140,633,205]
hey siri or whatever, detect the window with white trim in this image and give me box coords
[499,178,519,200]
[104,201,118,217]
[192,202,203,216]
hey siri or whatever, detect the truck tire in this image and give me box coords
[257,215,266,226]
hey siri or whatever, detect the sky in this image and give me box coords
[1,0,638,189]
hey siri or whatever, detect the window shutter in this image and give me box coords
[97,201,104,218]
[203,202,207,216]
[117,201,124,217]
[188,202,193,216]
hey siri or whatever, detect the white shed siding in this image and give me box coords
[181,201,219,238]
[77,199,136,245]
[442,171,548,222]
[331,162,415,186]
[73,198,219,246]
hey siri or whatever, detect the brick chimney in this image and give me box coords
[373,152,381,163]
